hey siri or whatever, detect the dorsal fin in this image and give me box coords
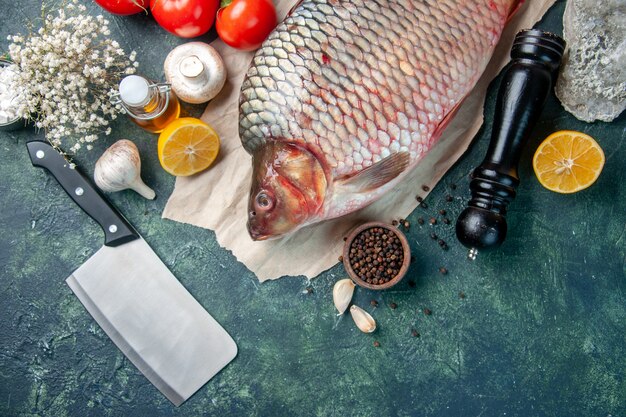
[336,152,410,193]
[433,98,465,139]
[507,0,525,23]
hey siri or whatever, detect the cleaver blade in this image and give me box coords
[27,140,237,406]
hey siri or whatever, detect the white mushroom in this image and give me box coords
[94,139,155,200]
[164,42,227,104]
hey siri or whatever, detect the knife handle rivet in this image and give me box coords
[36,150,45,159]
[74,187,84,196]
[109,224,118,233]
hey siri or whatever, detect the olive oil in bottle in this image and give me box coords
[112,75,180,133]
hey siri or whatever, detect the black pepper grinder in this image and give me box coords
[456,29,566,260]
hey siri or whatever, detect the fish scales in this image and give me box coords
[240,0,518,239]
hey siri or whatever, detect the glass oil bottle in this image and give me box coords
[111,75,180,133]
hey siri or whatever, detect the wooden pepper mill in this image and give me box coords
[456,29,566,260]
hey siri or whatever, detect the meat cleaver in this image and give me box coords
[26,140,237,406]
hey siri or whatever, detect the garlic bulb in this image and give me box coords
[94,139,155,200]
[333,278,355,314]
[350,305,376,333]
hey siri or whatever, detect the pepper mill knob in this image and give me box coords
[456,29,566,259]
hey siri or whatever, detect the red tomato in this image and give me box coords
[150,0,220,38]
[94,0,147,15]
[216,0,277,51]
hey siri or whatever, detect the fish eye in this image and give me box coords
[255,191,274,211]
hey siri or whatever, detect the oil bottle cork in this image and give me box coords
[164,42,227,104]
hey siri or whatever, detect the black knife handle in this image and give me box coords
[27,140,138,247]
[455,30,566,258]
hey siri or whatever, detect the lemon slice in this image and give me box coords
[533,130,604,193]
[157,117,220,176]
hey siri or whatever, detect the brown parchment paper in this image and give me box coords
[163,0,557,282]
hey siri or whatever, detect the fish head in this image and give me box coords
[247,142,327,240]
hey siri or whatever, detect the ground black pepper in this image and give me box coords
[348,227,404,285]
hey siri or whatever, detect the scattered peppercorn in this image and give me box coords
[306,286,313,294]
[338,255,344,262]
[439,209,447,216]
[430,232,438,240]
[446,195,453,202]
[411,329,420,338]
[422,185,430,192]
[439,267,448,275]
[423,308,432,316]
[420,202,429,209]
[403,221,410,228]
[370,300,379,307]
[416,196,423,203]
[429,217,437,225]
[373,341,381,348]
[343,236,348,241]
[417,217,424,225]
[390,302,398,310]
[441,243,449,251]
[348,226,404,285]
[442,218,450,225]
[392,220,398,226]
[438,239,445,247]
[459,291,466,299]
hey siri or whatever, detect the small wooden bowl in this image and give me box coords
[342,221,411,290]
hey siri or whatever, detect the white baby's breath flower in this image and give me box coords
[8,0,137,154]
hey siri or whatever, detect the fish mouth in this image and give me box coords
[249,230,270,241]
[247,221,289,241]
[247,221,272,241]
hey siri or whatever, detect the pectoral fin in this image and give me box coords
[336,152,410,193]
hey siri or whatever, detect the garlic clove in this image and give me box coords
[94,139,156,200]
[333,278,355,314]
[350,305,376,333]
[129,176,156,200]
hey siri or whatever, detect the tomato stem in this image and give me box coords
[220,0,233,8]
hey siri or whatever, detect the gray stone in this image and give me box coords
[556,0,626,123]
